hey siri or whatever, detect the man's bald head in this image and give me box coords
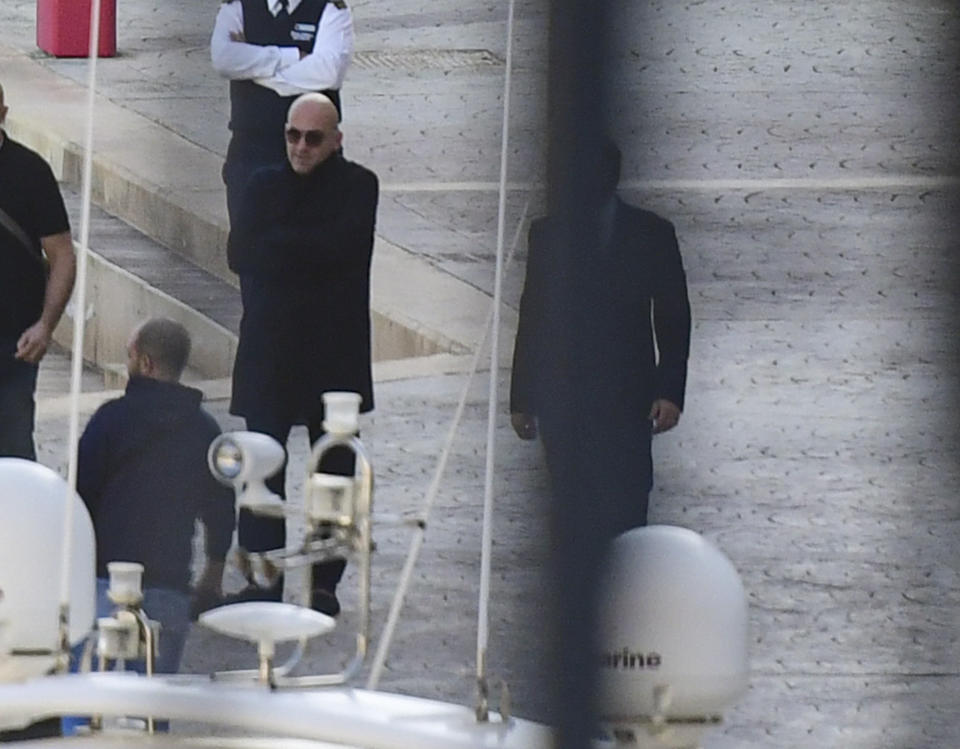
[288,92,339,125]
[285,93,342,175]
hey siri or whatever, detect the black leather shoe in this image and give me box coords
[219,580,283,607]
[311,589,340,617]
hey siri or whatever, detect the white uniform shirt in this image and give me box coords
[211,0,353,97]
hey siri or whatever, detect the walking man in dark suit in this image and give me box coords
[227,92,378,615]
[510,140,691,532]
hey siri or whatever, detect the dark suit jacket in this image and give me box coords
[510,198,691,438]
[228,154,378,423]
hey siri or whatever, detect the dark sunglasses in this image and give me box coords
[285,127,325,147]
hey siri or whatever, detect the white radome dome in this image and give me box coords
[0,458,96,682]
[596,525,749,724]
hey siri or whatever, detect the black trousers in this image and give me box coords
[539,413,653,534]
[239,411,354,595]
[0,357,38,460]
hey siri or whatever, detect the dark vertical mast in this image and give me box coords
[544,1,616,748]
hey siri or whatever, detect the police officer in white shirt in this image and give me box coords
[211,0,353,222]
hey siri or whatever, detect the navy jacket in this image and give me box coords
[77,377,235,592]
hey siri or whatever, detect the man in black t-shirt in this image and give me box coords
[0,82,76,460]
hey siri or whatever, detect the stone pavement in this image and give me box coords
[4,0,960,747]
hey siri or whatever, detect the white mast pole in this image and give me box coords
[58,0,101,662]
[366,0,528,698]
[475,0,517,721]
[365,198,529,692]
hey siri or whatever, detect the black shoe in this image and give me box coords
[311,589,340,617]
[220,580,283,607]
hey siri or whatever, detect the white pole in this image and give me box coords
[367,2,527,694]
[365,196,530,692]
[476,0,517,721]
[58,0,101,657]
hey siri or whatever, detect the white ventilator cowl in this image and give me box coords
[106,561,145,606]
[322,392,362,435]
[0,458,96,682]
[595,525,749,721]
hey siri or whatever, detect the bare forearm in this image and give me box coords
[16,232,75,363]
[41,233,77,329]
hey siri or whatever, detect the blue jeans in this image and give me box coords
[0,356,38,460]
[62,579,191,734]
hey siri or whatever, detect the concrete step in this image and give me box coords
[54,185,240,381]
[52,182,483,381]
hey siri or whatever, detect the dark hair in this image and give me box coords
[135,318,191,379]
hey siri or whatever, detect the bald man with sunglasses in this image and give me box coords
[225,92,377,615]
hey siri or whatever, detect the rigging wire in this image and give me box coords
[58,0,101,652]
[366,1,525,695]
[476,0,518,721]
[365,195,529,692]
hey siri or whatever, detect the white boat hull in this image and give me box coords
[0,673,553,749]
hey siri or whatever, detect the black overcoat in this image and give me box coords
[228,154,378,424]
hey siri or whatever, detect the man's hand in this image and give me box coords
[511,412,538,440]
[15,320,52,364]
[229,30,245,42]
[649,399,681,434]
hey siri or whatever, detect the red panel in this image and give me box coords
[37,0,116,58]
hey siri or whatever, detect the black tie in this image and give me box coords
[277,0,289,18]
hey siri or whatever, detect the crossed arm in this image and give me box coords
[231,168,378,274]
[210,1,353,94]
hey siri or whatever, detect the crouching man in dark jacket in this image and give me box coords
[76,318,235,674]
